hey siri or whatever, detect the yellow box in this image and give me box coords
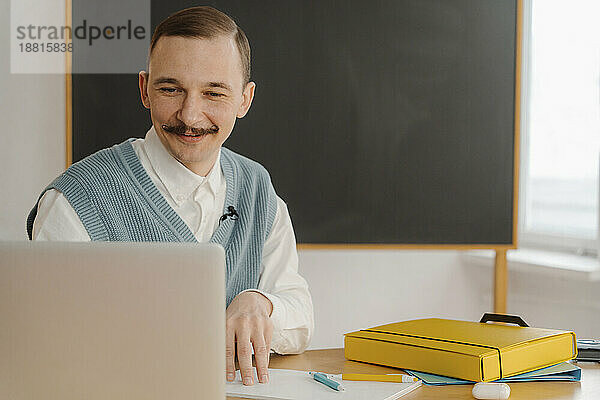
[344,318,577,382]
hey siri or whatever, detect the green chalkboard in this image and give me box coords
[73,0,519,245]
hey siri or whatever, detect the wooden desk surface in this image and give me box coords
[228,349,600,400]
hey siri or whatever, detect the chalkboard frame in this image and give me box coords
[63,0,522,250]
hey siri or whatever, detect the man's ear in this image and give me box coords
[236,81,256,118]
[139,71,150,109]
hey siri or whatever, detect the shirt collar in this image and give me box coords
[142,126,223,206]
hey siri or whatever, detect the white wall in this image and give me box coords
[506,267,600,337]
[1,0,598,351]
[301,251,600,350]
[300,250,492,349]
[0,0,65,240]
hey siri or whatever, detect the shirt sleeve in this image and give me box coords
[32,189,91,241]
[242,196,314,354]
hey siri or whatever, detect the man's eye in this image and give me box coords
[206,92,225,97]
[159,87,179,93]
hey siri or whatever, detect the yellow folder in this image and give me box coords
[344,318,577,382]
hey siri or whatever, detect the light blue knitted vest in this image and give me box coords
[27,139,278,306]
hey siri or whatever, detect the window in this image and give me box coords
[520,0,600,254]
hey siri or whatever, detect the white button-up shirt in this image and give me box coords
[32,126,314,354]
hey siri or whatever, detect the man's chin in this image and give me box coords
[167,138,219,166]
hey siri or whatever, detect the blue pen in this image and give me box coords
[309,371,345,392]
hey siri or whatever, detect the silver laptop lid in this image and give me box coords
[0,241,225,400]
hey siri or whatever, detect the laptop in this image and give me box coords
[0,241,225,399]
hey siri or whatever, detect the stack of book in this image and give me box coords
[344,315,579,384]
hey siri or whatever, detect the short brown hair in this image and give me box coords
[149,6,251,85]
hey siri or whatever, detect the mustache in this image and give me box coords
[161,123,219,135]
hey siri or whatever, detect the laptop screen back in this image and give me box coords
[0,241,225,400]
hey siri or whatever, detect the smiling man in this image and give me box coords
[27,6,314,386]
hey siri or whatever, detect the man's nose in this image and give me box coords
[177,93,210,128]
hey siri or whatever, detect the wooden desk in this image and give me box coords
[228,349,600,400]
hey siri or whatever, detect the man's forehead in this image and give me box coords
[148,35,243,86]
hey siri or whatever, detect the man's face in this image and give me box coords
[139,35,255,174]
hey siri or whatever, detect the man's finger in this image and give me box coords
[225,325,236,382]
[252,335,270,384]
[236,331,254,386]
[264,320,273,352]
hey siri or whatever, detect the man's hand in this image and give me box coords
[226,291,273,385]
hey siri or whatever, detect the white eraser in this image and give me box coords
[472,382,511,400]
